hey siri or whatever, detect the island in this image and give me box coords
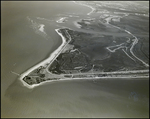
[19,1,149,89]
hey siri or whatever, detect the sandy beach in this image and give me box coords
[19,28,68,89]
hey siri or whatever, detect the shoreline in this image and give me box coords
[21,75,149,89]
[18,28,67,89]
[19,27,149,89]
[73,1,95,16]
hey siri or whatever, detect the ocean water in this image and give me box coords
[2,78,149,118]
[1,1,90,97]
[1,1,149,118]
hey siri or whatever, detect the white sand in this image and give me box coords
[56,17,67,23]
[18,28,67,89]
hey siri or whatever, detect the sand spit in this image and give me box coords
[38,24,45,33]
[56,17,67,23]
[73,1,95,15]
[73,21,82,28]
[18,28,67,89]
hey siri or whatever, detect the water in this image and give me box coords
[1,1,149,118]
[1,1,90,96]
[2,78,149,118]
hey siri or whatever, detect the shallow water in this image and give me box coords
[1,1,149,118]
[2,78,149,118]
[1,1,90,96]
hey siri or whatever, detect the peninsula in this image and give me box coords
[19,1,149,89]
